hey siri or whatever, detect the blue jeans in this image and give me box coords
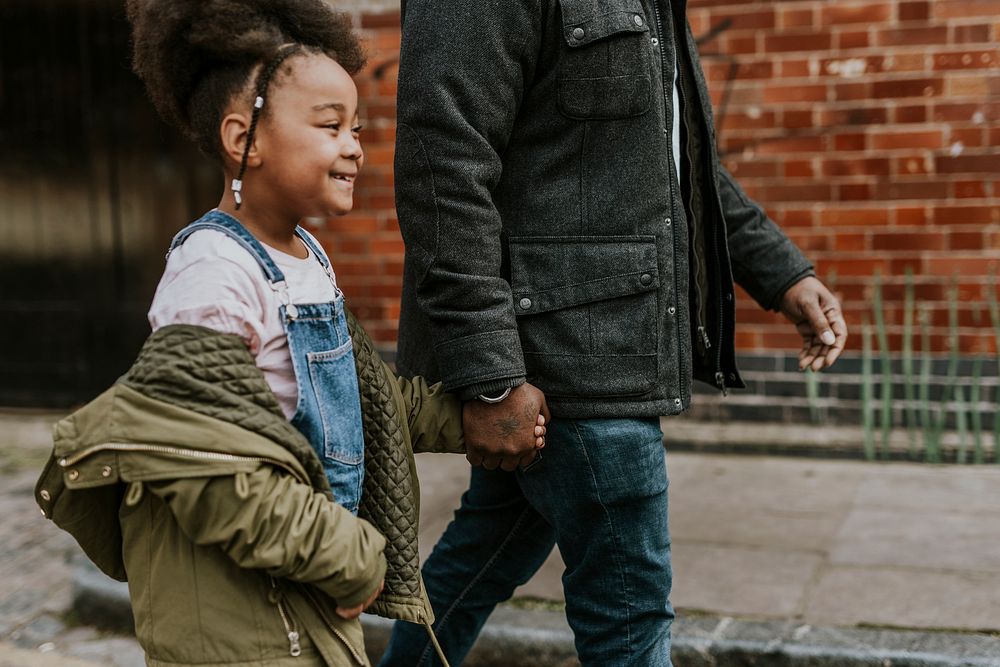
[379,417,673,666]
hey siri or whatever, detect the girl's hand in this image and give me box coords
[335,579,384,619]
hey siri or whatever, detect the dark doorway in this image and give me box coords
[1,0,218,407]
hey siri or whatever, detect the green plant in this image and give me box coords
[918,307,940,463]
[902,267,918,458]
[862,319,876,461]
[871,270,893,460]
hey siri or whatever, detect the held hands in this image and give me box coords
[335,579,384,620]
[463,383,550,472]
[778,276,848,372]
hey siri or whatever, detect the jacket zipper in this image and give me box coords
[651,0,687,405]
[302,588,367,666]
[271,579,303,657]
[58,442,305,482]
[668,3,728,396]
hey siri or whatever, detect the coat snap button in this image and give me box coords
[101,466,113,478]
[519,298,532,310]
[667,306,676,315]
[634,14,644,26]
[40,490,50,501]
[572,27,585,40]
[68,470,80,481]
[665,217,672,225]
[673,398,682,407]
[640,273,653,286]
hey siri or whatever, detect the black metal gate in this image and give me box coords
[1,0,217,407]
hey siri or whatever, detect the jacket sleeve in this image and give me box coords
[394,0,543,399]
[145,468,386,609]
[389,359,465,454]
[717,165,815,311]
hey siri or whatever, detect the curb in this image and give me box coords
[73,561,1000,666]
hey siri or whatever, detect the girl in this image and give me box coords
[35,0,545,665]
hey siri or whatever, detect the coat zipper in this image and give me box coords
[271,579,303,657]
[651,0,687,405]
[302,588,367,666]
[58,442,306,483]
[667,2,728,396]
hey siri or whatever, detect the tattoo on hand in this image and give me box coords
[493,416,520,438]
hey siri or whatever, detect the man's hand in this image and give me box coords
[778,276,848,372]
[464,383,550,472]
[335,579,384,620]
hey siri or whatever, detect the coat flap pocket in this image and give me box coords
[509,236,659,316]
[559,0,649,47]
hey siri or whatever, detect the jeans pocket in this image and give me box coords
[307,340,365,466]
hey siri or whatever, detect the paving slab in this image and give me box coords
[670,545,822,618]
[805,566,1000,632]
[830,510,1000,573]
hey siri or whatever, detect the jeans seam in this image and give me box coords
[416,503,538,666]
[569,420,633,659]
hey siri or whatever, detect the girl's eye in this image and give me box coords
[352,125,364,134]
[324,123,341,132]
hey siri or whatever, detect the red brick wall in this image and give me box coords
[316,2,999,355]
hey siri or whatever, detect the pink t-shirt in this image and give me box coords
[148,228,339,419]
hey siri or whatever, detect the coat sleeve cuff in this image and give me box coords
[433,329,527,395]
[323,550,388,610]
[455,376,526,402]
[766,267,817,312]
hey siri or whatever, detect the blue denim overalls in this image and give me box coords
[168,210,365,514]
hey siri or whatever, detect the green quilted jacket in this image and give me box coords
[36,311,463,666]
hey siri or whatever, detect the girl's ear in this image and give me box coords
[220,113,262,168]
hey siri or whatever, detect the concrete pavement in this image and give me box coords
[416,445,1000,634]
[4,409,1000,665]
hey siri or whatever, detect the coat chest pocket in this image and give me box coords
[556,0,654,120]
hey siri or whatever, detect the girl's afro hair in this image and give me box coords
[126,0,366,156]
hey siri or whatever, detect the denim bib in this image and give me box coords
[168,210,365,514]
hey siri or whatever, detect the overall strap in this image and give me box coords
[295,227,341,297]
[294,227,331,270]
[167,209,287,285]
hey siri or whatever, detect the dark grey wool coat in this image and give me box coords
[393,0,814,418]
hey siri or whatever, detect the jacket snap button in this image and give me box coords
[640,273,653,286]
[633,14,644,26]
[40,490,50,501]
[572,27,585,40]
[519,298,532,310]
[668,306,676,315]
[665,217,672,225]
[101,466,113,478]
[68,470,80,481]
[673,398,682,407]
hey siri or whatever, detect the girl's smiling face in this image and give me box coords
[250,52,364,220]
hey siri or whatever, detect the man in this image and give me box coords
[381,0,847,664]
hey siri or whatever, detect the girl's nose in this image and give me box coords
[344,135,363,160]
